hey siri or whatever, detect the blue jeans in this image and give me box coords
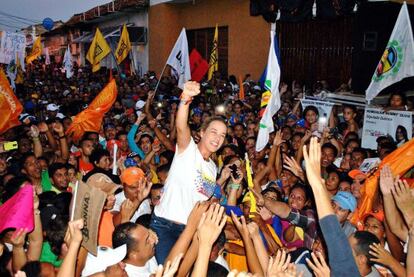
[150,214,186,264]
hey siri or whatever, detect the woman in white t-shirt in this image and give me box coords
[150,81,227,264]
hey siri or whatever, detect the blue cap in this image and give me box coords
[332,191,357,212]
[296,118,306,128]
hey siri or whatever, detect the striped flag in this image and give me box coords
[255,27,281,152]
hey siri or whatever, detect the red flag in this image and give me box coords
[0,185,34,233]
[189,49,209,82]
[0,69,23,134]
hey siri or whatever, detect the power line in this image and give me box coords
[0,11,40,24]
[0,15,31,28]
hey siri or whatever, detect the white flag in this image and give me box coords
[166,28,191,89]
[256,28,281,152]
[6,55,17,89]
[44,47,50,65]
[63,45,73,79]
[366,2,414,102]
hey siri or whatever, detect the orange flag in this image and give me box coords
[66,79,117,142]
[238,75,245,100]
[352,138,414,225]
[0,69,23,134]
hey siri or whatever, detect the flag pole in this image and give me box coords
[109,50,122,76]
[153,63,168,95]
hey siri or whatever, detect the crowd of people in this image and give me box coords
[0,59,413,277]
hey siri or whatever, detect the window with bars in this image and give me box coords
[187,26,228,78]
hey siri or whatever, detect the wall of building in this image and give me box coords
[149,0,270,80]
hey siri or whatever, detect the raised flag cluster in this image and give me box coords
[86,28,111,72]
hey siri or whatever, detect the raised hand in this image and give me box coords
[273,129,285,147]
[230,211,250,240]
[187,201,210,231]
[266,250,291,276]
[148,119,157,129]
[283,156,304,180]
[197,204,227,247]
[392,178,414,219]
[30,125,40,138]
[303,137,324,189]
[136,113,146,124]
[182,81,200,97]
[249,188,265,207]
[120,198,140,221]
[10,228,28,248]
[379,165,394,195]
[67,219,84,245]
[155,253,184,277]
[52,122,65,135]
[306,252,330,277]
[137,178,153,203]
[369,243,396,267]
[247,221,260,238]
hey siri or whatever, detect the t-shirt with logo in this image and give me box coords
[155,138,217,224]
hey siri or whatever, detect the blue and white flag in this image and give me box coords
[256,26,281,152]
[63,45,73,79]
[366,2,414,102]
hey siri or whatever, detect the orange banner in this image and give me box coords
[352,138,414,224]
[0,69,23,134]
[66,79,117,142]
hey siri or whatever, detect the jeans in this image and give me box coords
[150,214,186,264]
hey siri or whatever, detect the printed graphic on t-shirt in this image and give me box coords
[195,168,216,198]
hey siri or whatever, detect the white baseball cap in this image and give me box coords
[46,103,60,111]
[81,244,127,276]
[135,100,146,110]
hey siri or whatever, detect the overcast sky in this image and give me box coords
[1,0,110,31]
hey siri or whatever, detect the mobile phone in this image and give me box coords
[229,164,240,179]
[3,141,18,151]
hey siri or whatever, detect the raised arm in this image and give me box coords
[27,193,43,261]
[176,81,200,153]
[127,114,146,159]
[53,122,69,162]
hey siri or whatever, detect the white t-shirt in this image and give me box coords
[112,191,152,223]
[155,138,217,224]
[125,257,158,277]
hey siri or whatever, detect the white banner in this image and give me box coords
[362,108,412,149]
[300,99,335,119]
[0,31,26,65]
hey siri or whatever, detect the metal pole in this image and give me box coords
[153,63,167,95]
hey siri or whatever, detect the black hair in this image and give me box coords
[353,231,380,267]
[48,162,67,178]
[303,105,319,118]
[90,148,110,166]
[21,261,41,277]
[45,214,69,256]
[116,131,128,139]
[262,186,283,202]
[322,142,339,158]
[2,176,31,203]
[138,133,154,144]
[344,139,360,150]
[233,122,245,129]
[19,152,36,168]
[135,214,152,229]
[157,164,171,174]
[160,150,175,164]
[112,222,139,257]
[289,183,312,204]
[388,91,407,106]
[395,125,409,142]
[0,244,12,277]
[151,183,164,190]
[207,261,229,277]
[79,136,93,147]
[343,104,357,113]
[352,148,367,160]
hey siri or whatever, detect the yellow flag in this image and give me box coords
[115,25,131,64]
[208,24,218,80]
[86,28,111,72]
[15,56,24,85]
[26,37,42,64]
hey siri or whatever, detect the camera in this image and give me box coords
[229,164,240,179]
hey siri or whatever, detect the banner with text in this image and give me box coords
[362,108,412,149]
[0,31,26,65]
[300,99,335,119]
